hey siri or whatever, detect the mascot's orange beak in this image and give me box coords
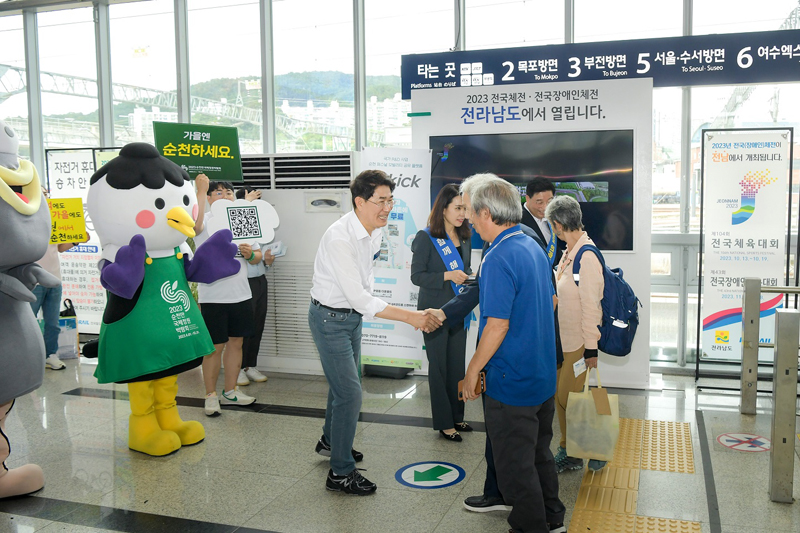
[166,206,196,238]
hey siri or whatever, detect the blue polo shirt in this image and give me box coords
[479,225,556,407]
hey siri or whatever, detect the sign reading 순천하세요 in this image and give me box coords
[394,461,466,489]
[153,122,243,182]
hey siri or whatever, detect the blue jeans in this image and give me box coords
[30,284,63,357]
[308,301,362,476]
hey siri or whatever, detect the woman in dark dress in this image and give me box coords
[411,184,472,441]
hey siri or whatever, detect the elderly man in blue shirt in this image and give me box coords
[460,173,566,533]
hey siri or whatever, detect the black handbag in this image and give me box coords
[60,298,77,318]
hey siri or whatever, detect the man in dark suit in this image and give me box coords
[429,224,564,514]
[521,178,565,268]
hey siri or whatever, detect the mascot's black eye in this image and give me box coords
[183,195,190,206]
[155,198,165,210]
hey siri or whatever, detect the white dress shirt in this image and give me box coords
[310,210,388,320]
[525,204,552,243]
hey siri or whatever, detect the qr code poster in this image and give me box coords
[207,199,280,245]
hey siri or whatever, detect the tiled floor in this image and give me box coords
[1,359,800,533]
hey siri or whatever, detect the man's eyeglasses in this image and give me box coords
[366,198,394,210]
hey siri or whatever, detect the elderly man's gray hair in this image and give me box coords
[460,173,522,226]
[545,195,583,232]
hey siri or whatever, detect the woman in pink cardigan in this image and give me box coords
[545,195,607,474]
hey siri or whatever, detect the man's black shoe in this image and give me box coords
[315,434,364,462]
[463,494,512,512]
[325,468,377,495]
[548,523,567,533]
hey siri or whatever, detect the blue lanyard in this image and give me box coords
[544,220,557,267]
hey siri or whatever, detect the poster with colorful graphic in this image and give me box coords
[355,148,431,369]
[700,129,793,361]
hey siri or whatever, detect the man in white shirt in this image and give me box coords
[309,169,440,496]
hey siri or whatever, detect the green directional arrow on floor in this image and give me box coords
[414,465,453,482]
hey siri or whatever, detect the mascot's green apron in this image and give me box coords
[95,249,214,383]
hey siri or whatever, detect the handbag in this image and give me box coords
[565,367,620,461]
[57,298,79,360]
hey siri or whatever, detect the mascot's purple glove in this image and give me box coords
[100,234,146,299]
[185,229,240,283]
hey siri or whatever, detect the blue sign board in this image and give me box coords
[401,29,800,99]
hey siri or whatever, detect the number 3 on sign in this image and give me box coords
[568,57,581,78]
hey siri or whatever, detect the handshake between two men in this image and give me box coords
[407,308,448,334]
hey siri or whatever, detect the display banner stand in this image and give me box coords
[45,147,122,335]
[695,128,795,390]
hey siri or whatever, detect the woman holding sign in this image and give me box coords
[411,184,472,442]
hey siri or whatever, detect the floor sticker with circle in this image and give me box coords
[716,432,771,452]
[395,461,466,489]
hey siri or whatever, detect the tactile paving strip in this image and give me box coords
[641,420,695,474]
[570,418,701,532]
[575,485,638,514]
[634,516,703,532]
[582,466,640,491]
[569,509,637,533]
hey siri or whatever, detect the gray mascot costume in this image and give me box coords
[0,119,59,499]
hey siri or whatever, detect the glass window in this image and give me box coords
[650,291,698,365]
[652,87,682,233]
[37,8,99,150]
[694,0,799,35]
[0,15,28,158]
[110,0,176,147]
[466,0,564,50]
[651,252,672,276]
[365,0,452,148]
[273,0,354,152]
[575,0,682,43]
[188,0,262,154]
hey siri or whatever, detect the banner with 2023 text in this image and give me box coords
[355,148,431,370]
[701,129,793,361]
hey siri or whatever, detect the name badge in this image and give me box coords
[573,358,587,378]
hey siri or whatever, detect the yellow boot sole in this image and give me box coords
[128,413,181,457]
[155,407,205,446]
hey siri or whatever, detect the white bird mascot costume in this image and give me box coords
[86,142,239,457]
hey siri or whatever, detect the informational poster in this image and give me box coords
[94,149,121,169]
[47,197,87,244]
[153,122,242,181]
[45,149,105,334]
[356,148,432,369]
[700,129,793,361]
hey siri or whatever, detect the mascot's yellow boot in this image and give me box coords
[0,401,44,499]
[128,381,181,456]
[153,375,204,446]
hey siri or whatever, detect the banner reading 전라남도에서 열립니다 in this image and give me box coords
[701,129,793,362]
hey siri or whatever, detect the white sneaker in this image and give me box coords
[220,387,256,406]
[237,369,250,386]
[204,393,221,416]
[245,367,268,383]
[45,354,66,370]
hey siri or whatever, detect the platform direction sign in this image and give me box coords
[395,461,466,489]
[716,432,771,452]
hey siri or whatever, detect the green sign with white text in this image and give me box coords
[153,122,243,181]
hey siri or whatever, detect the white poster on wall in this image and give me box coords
[355,148,431,369]
[410,78,652,389]
[700,129,792,361]
[46,150,105,334]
